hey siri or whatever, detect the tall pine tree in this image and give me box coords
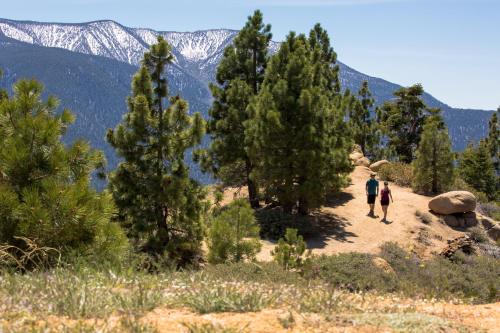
[107,37,206,262]
[412,110,454,194]
[349,81,379,157]
[246,25,352,215]
[203,10,272,208]
[378,84,428,163]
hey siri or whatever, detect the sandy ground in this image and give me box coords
[216,166,464,261]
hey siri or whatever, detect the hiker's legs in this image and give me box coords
[369,203,375,214]
[382,205,388,221]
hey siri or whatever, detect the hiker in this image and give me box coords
[380,181,394,222]
[365,173,379,217]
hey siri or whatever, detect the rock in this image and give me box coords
[352,144,363,154]
[478,215,496,230]
[372,257,395,275]
[463,212,478,227]
[428,191,476,215]
[487,225,500,241]
[369,160,390,172]
[349,152,364,162]
[355,157,370,167]
[442,215,460,227]
[440,236,477,258]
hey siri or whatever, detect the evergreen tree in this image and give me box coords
[0,79,128,264]
[413,110,454,194]
[0,69,8,101]
[378,84,429,163]
[246,25,352,215]
[107,37,206,262]
[207,199,261,264]
[458,141,497,201]
[349,81,379,156]
[486,109,499,173]
[203,10,272,208]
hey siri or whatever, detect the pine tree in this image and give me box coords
[246,25,352,215]
[107,37,206,262]
[413,110,454,194]
[349,81,379,157]
[486,109,499,173]
[0,79,128,264]
[378,84,429,163]
[203,10,272,208]
[458,141,497,201]
[207,199,261,264]
[0,69,8,101]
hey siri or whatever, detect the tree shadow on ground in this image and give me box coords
[304,211,357,249]
[324,191,355,208]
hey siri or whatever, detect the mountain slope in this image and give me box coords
[0,17,494,174]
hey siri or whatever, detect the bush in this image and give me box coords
[477,202,500,221]
[415,210,434,224]
[468,227,489,243]
[207,199,261,264]
[271,228,310,270]
[378,163,413,187]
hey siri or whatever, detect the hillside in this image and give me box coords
[0,18,494,180]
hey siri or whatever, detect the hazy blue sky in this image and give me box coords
[2,0,499,110]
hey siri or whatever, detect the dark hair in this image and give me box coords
[384,181,388,185]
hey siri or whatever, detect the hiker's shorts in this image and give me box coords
[367,194,376,204]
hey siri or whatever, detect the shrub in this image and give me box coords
[272,228,310,270]
[477,202,500,221]
[468,227,489,243]
[415,210,434,224]
[0,79,128,268]
[378,163,413,187]
[207,199,261,264]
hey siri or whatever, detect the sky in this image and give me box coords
[1,0,499,110]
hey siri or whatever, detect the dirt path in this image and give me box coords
[249,166,464,260]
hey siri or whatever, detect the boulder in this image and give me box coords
[463,212,478,227]
[442,215,460,228]
[349,151,364,162]
[355,157,371,167]
[372,257,395,275]
[428,191,476,215]
[352,144,363,154]
[369,160,390,172]
[487,225,500,241]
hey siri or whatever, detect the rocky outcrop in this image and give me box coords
[369,160,390,172]
[355,157,371,167]
[442,212,478,228]
[428,191,476,215]
[372,257,395,275]
[486,224,500,241]
[440,236,477,258]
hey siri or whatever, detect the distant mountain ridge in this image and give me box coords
[0,18,494,183]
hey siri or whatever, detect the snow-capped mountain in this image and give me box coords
[0,18,494,184]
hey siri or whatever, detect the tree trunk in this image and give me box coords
[432,138,438,193]
[298,198,309,216]
[245,158,260,208]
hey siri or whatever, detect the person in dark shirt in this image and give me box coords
[366,173,379,217]
[380,181,394,222]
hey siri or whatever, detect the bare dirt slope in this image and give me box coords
[220,166,464,260]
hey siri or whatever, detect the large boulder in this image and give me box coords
[428,191,476,215]
[442,212,478,228]
[369,160,390,172]
[355,157,371,167]
[349,151,364,162]
[352,144,363,154]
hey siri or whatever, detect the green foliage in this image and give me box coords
[378,163,413,187]
[202,10,272,207]
[348,81,380,157]
[207,199,261,264]
[271,228,310,270]
[486,109,499,173]
[378,84,430,163]
[246,25,352,214]
[458,141,498,201]
[452,177,489,203]
[412,113,455,194]
[468,227,489,243]
[0,79,128,266]
[107,37,206,264]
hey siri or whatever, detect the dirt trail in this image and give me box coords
[219,166,464,260]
